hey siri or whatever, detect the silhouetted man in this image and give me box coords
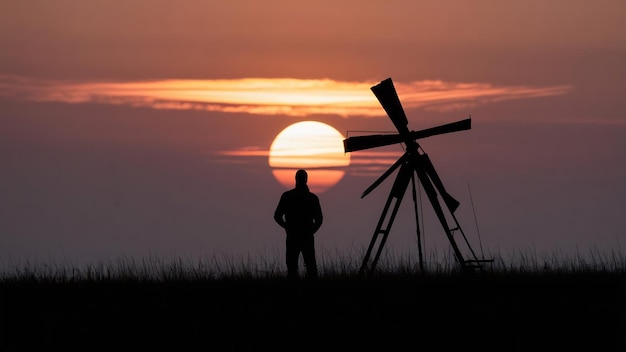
[274,169,323,280]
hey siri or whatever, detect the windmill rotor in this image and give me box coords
[344,77,492,275]
[343,118,472,153]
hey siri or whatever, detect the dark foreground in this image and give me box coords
[1,272,624,351]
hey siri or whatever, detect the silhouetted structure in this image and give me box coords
[343,77,492,275]
[274,169,323,280]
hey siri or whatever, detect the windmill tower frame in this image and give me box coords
[343,78,492,276]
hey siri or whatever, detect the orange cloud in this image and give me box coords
[0,75,572,117]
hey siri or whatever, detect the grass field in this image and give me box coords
[1,248,624,351]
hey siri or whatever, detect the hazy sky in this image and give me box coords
[1,1,625,268]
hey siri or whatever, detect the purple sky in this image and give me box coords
[1,1,625,268]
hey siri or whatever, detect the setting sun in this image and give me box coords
[269,121,350,193]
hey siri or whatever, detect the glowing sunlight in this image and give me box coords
[269,121,350,193]
[0,75,573,117]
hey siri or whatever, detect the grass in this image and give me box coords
[0,247,624,351]
[1,245,625,283]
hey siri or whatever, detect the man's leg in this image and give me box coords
[285,237,300,280]
[301,236,318,280]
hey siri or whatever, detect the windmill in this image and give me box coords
[344,77,492,276]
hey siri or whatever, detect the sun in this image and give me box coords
[269,121,350,193]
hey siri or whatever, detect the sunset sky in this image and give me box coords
[1,1,625,268]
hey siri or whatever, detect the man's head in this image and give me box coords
[295,169,308,187]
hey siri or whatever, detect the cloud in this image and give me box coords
[0,75,572,117]
[216,145,400,176]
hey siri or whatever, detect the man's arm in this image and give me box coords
[311,196,323,234]
[274,194,287,229]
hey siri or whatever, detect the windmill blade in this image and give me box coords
[420,153,460,212]
[361,153,408,198]
[370,78,410,135]
[410,118,471,141]
[343,133,403,153]
[344,118,471,153]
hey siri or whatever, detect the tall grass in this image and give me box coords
[0,252,284,283]
[1,245,624,283]
[487,245,626,274]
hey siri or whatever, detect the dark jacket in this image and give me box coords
[274,186,323,237]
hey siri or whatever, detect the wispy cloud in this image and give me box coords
[216,146,400,176]
[0,75,572,117]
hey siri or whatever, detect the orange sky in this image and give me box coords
[1,1,625,83]
[0,1,625,267]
